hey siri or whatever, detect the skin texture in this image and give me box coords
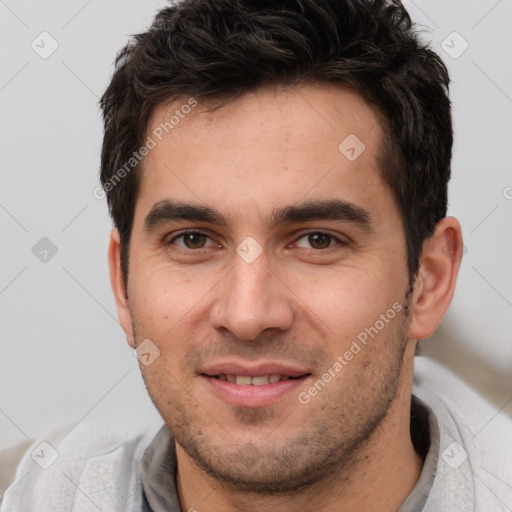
[109,83,463,511]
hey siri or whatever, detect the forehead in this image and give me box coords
[135,83,395,228]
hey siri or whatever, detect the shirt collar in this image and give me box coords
[139,424,182,512]
[398,395,440,512]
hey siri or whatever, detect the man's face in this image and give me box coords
[125,83,414,492]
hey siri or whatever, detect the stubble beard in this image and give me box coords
[136,311,412,496]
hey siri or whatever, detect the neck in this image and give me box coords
[176,344,423,512]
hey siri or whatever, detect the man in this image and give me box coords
[2,0,511,511]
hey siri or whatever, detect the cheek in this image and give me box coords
[296,270,405,365]
[299,266,396,318]
[133,268,199,319]
[129,271,213,368]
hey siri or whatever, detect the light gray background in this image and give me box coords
[1,0,511,450]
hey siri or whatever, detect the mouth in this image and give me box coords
[209,374,304,385]
[199,362,312,407]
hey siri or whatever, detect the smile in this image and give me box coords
[213,374,298,385]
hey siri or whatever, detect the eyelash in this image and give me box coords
[167,229,348,253]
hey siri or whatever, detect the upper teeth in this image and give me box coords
[218,375,290,385]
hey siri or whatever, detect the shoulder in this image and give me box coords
[413,356,512,510]
[0,439,35,499]
[0,418,164,512]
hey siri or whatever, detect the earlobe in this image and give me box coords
[408,217,463,340]
[108,228,136,347]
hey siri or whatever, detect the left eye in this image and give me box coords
[295,232,343,250]
[170,231,216,250]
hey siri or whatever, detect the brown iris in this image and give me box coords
[182,232,208,249]
[307,233,332,249]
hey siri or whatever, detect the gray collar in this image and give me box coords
[139,423,182,512]
[398,396,440,512]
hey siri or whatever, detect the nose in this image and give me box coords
[209,250,295,341]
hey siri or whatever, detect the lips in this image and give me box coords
[199,361,311,407]
[216,374,293,385]
[200,361,310,379]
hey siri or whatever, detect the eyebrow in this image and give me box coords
[143,199,373,233]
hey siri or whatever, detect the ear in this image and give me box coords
[408,216,463,340]
[108,228,136,348]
